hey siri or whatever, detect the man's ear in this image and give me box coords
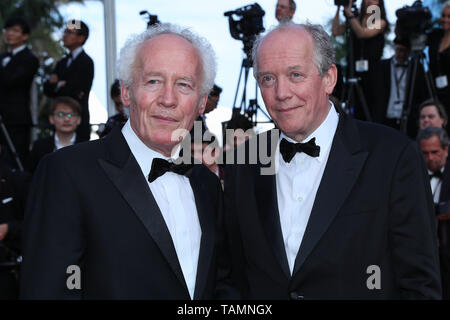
[121,85,132,107]
[323,64,338,95]
[198,94,208,115]
[49,114,54,126]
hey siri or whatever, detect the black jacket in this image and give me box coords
[0,47,39,125]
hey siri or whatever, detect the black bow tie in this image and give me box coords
[4,51,13,58]
[429,171,443,180]
[148,158,193,183]
[280,138,320,163]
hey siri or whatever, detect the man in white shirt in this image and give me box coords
[224,22,441,299]
[418,126,450,299]
[20,23,233,299]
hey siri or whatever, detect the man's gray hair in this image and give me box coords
[117,23,216,96]
[444,1,450,10]
[417,126,449,149]
[252,22,336,78]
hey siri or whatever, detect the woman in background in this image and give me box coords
[332,0,389,120]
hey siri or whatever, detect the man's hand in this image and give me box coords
[344,0,354,17]
[0,223,8,241]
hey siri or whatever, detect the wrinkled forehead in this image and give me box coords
[258,26,313,60]
[135,33,202,77]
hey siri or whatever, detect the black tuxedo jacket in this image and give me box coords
[20,127,230,299]
[369,58,428,137]
[224,111,441,299]
[43,50,94,132]
[0,47,39,125]
[26,135,83,173]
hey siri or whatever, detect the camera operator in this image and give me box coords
[427,1,450,134]
[332,0,389,120]
[418,126,450,299]
[370,37,428,138]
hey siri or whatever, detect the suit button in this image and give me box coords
[290,292,304,300]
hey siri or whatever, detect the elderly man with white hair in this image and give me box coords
[20,24,232,300]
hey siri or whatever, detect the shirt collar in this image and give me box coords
[70,47,83,60]
[392,56,409,66]
[428,167,445,175]
[279,101,339,164]
[9,45,26,56]
[54,132,77,150]
[121,120,181,180]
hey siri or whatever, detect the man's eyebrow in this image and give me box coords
[287,65,303,71]
[178,76,195,83]
[141,71,163,77]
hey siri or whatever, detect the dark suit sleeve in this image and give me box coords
[43,60,63,98]
[55,56,94,102]
[20,154,84,299]
[389,141,442,299]
[214,170,241,299]
[0,53,38,90]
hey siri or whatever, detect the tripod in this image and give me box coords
[230,40,272,125]
[0,115,24,171]
[400,49,438,134]
[340,17,372,122]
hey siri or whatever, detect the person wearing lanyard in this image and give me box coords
[418,126,450,299]
[369,37,427,138]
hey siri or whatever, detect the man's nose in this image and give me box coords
[275,77,292,101]
[158,84,177,108]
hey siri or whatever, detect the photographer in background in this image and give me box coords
[332,0,389,120]
[418,126,450,299]
[428,1,450,134]
[275,0,296,23]
[370,37,428,138]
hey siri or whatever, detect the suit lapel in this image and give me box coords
[292,114,368,276]
[97,128,189,293]
[256,131,291,279]
[189,166,215,300]
[440,160,450,202]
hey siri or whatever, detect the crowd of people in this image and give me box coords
[1,0,450,300]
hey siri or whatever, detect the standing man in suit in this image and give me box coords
[224,22,441,299]
[418,126,450,299]
[20,23,231,299]
[370,37,427,138]
[0,16,39,164]
[43,20,94,142]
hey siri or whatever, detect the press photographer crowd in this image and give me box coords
[1,0,450,301]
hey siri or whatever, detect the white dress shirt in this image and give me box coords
[122,120,201,299]
[276,103,339,274]
[2,44,26,67]
[429,168,444,204]
[54,133,77,150]
[386,57,408,119]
